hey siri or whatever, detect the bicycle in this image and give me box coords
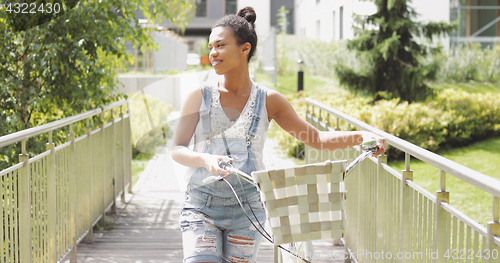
[202,140,379,263]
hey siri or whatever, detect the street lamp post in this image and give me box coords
[297,59,304,92]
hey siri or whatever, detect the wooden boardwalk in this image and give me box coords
[66,139,345,262]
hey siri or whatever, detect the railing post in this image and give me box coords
[376,154,388,261]
[434,170,450,263]
[110,109,117,214]
[19,140,32,263]
[46,131,57,261]
[68,124,78,262]
[325,113,331,130]
[99,113,106,227]
[401,153,413,262]
[120,106,126,203]
[317,109,324,162]
[318,109,323,126]
[85,119,93,244]
[486,197,500,263]
[126,102,133,194]
[306,104,311,123]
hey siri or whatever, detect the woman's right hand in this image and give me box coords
[202,153,233,176]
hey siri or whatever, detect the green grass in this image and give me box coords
[255,71,345,96]
[131,153,154,187]
[428,81,500,94]
[389,136,500,227]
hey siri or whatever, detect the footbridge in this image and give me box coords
[0,97,499,263]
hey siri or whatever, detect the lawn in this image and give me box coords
[131,153,153,187]
[255,71,345,95]
[389,137,500,227]
[427,81,500,94]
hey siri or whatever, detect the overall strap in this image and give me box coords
[247,85,265,139]
[200,85,213,137]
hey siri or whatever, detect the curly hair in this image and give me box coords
[212,6,258,62]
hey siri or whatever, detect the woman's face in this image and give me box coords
[208,26,249,75]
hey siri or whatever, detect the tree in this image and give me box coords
[334,0,456,103]
[277,5,289,34]
[0,0,195,169]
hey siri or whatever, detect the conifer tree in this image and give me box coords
[335,0,455,103]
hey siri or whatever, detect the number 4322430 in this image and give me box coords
[4,2,61,14]
[444,249,498,260]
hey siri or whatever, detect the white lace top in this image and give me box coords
[185,82,270,182]
[210,84,258,139]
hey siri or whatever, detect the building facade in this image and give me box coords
[167,0,294,52]
[450,0,500,45]
[294,0,450,44]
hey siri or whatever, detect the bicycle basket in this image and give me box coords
[251,160,347,245]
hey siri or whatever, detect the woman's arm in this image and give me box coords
[266,90,387,156]
[170,88,231,175]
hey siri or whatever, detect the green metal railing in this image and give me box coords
[0,99,132,263]
[304,98,500,263]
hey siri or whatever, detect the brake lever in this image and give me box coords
[343,140,378,178]
[201,160,231,185]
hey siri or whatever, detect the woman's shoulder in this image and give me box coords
[181,84,205,111]
[254,83,279,97]
[261,86,286,102]
[261,87,292,120]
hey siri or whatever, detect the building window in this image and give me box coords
[226,0,237,14]
[332,11,336,40]
[196,0,207,17]
[316,20,321,38]
[339,6,344,40]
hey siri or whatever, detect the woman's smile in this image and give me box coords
[211,59,222,67]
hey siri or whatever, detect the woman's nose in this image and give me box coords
[209,48,218,58]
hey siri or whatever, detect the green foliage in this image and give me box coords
[276,6,289,34]
[128,93,174,157]
[272,88,500,160]
[434,43,500,83]
[335,0,456,103]
[0,0,194,169]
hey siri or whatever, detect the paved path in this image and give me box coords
[66,137,345,262]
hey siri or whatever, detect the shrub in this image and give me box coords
[272,89,500,160]
[434,43,500,83]
[128,93,175,158]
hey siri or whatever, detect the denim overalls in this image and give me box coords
[180,84,267,263]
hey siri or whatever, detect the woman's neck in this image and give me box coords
[219,68,252,95]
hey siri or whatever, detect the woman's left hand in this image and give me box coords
[367,133,387,157]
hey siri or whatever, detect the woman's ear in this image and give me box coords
[241,42,251,56]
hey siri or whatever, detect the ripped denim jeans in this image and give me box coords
[180,187,267,263]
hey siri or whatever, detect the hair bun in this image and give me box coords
[237,6,256,27]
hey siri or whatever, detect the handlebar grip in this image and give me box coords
[218,160,231,170]
[203,175,223,184]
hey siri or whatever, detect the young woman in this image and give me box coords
[172,6,387,263]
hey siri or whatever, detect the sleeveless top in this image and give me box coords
[185,82,270,199]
